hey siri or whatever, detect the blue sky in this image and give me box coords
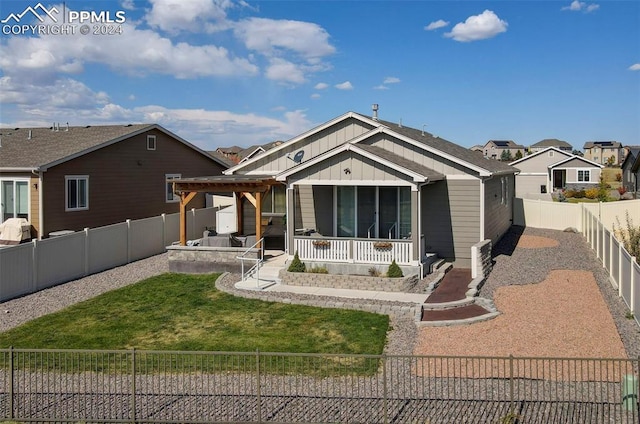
[0,0,638,151]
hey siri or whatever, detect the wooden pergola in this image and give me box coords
[171,175,281,246]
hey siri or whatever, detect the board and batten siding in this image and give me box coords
[421,179,480,267]
[293,185,316,231]
[237,118,374,175]
[288,151,415,186]
[484,174,514,245]
[364,134,477,177]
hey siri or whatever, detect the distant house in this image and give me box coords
[483,140,525,161]
[469,145,484,153]
[510,147,603,197]
[622,146,640,193]
[583,141,623,165]
[529,139,573,154]
[216,141,283,164]
[0,124,227,238]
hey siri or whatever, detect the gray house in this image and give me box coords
[218,111,517,273]
[529,139,573,154]
[621,146,640,194]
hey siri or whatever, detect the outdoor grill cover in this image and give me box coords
[0,218,31,245]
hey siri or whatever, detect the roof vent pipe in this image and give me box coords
[28,130,32,139]
[398,118,402,128]
[372,103,379,121]
[422,125,427,136]
[66,122,69,131]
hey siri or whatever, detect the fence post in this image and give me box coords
[31,239,38,293]
[131,348,136,423]
[509,355,515,417]
[161,213,167,248]
[84,228,90,276]
[256,349,262,423]
[126,219,132,264]
[631,258,637,314]
[619,241,624,297]
[382,354,388,424]
[9,346,14,420]
[610,230,614,279]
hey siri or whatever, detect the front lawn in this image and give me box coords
[0,273,389,354]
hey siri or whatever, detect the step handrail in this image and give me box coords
[236,237,264,286]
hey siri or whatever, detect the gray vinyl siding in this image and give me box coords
[288,151,414,185]
[515,175,548,197]
[421,179,480,267]
[484,175,514,245]
[363,134,475,176]
[561,166,600,184]
[237,118,374,174]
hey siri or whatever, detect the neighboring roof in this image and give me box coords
[583,141,622,149]
[217,146,242,154]
[509,147,573,167]
[549,155,604,169]
[469,145,484,152]
[485,140,525,149]
[207,150,236,167]
[228,111,517,177]
[622,146,640,170]
[531,139,572,148]
[0,124,228,170]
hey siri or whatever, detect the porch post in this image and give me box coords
[255,191,262,250]
[411,189,420,262]
[179,191,198,246]
[286,186,295,256]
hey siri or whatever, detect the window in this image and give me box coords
[166,174,181,202]
[147,135,156,150]
[261,184,286,214]
[65,176,89,211]
[577,170,590,182]
[548,151,554,157]
[1,180,29,222]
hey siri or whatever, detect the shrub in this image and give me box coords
[616,173,622,182]
[368,267,381,277]
[564,189,576,198]
[614,212,640,259]
[573,190,586,199]
[584,188,599,199]
[386,260,403,278]
[287,251,306,273]
[307,266,328,274]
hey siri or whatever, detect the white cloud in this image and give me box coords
[425,19,449,31]
[373,85,389,90]
[265,58,305,84]
[335,81,353,90]
[445,10,508,42]
[0,76,109,109]
[128,94,136,101]
[310,93,321,99]
[630,64,640,71]
[314,82,329,90]
[383,77,400,84]
[120,0,136,10]
[562,1,599,13]
[146,0,234,34]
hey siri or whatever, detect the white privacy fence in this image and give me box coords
[0,208,216,302]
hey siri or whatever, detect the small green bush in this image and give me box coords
[368,267,381,277]
[307,266,328,274]
[386,260,403,278]
[573,189,586,199]
[287,251,306,273]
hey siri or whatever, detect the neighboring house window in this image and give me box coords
[577,170,590,182]
[166,174,181,202]
[65,176,89,211]
[549,151,554,157]
[147,135,156,150]
[1,179,29,222]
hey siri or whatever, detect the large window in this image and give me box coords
[1,180,29,222]
[166,174,181,202]
[65,176,89,211]
[335,186,411,239]
[262,184,286,214]
[577,170,590,182]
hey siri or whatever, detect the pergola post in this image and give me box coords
[179,191,198,245]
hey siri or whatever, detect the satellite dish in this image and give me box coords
[293,150,305,163]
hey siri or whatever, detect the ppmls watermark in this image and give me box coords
[1,2,126,36]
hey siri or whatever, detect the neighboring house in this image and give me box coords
[0,124,227,238]
[510,147,603,197]
[469,145,484,153]
[216,141,283,164]
[215,111,517,271]
[623,146,640,194]
[583,141,623,165]
[482,140,525,161]
[529,139,573,154]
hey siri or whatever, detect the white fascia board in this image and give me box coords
[225,111,381,175]
[509,147,571,166]
[0,167,39,172]
[374,128,492,177]
[517,172,547,176]
[290,179,415,187]
[443,174,479,180]
[549,155,604,169]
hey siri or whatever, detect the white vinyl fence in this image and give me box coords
[0,208,216,302]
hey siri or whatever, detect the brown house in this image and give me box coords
[0,124,227,238]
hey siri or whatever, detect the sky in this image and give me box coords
[0,0,638,152]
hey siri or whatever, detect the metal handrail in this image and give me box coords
[236,237,264,286]
[388,222,397,239]
[366,222,376,238]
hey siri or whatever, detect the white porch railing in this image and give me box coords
[293,237,412,265]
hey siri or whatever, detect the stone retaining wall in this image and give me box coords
[167,245,259,274]
[471,239,492,279]
[279,270,419,292]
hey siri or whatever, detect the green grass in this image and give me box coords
[0,273,388,354]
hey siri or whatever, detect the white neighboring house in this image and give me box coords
[510,147,603,198]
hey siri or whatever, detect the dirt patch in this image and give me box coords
[516,235,559,248]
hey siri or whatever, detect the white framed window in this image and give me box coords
[147,135,156,151]
[1,179,30,222]
[166,174,181,202]
[65,176,89,211]
[577,169,591,182]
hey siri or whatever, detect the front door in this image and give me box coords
[553,170,566,190]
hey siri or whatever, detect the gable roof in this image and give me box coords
[227,111,517,177]
[549,155,603,169]
[509,147,573,166]
[583,140,622,149]
[0,124,228,171]
[531,138,572,148]
[485,140,525,149]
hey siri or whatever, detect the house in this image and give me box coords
[178,110,517,273]
[0,124,227,238]
[510,147,603,197]
[216,141,283,164]
[529,139,573,154]
[482,140,525,161]
[622,146,640,194]
[583,141,623,165]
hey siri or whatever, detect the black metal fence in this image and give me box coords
[1,348,638,423]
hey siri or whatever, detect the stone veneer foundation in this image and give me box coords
[279,269,419,292]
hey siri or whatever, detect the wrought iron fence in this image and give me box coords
[1,348,638,423]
